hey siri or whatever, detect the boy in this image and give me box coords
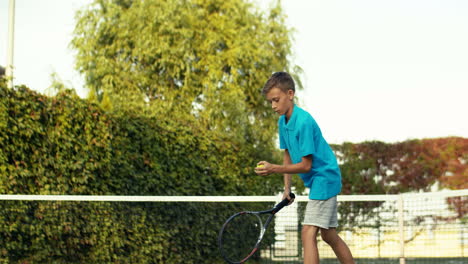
[255,72,354,264]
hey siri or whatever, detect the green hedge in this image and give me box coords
[0,84,112,195]
[0,82,280,263]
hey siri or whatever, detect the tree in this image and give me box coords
[334,138,468,194]
[422,137,468,190]
[72,0,301,150]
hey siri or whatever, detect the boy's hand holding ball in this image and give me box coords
[255,162,269,176]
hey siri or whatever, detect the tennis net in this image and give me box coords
[0,190,466,264]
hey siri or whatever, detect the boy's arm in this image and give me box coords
[283,150,293,201]
[255,153,312,175]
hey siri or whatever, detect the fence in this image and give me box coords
[0,189,466,263]
[271,189,467,264]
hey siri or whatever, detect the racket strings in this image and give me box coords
[219,213,262,263]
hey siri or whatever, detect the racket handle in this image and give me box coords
[273,193,295,213]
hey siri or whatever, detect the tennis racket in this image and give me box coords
[218,193,295,264]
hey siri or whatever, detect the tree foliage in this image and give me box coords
[0,84,112,195]
[71,0,300,150]
[333,138,468,194]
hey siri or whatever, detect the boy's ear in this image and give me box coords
[287,89,295,100]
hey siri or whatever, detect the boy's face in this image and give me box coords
[265,87,294,118]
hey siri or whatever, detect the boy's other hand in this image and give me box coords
[255,161,273,176]
[282,191,295,205]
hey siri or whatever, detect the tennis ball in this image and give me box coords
[256,164,264,168]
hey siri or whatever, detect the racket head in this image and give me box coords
[218,212,263,263]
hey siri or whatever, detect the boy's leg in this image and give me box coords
[320,228,355,264]
[302,225,320,264]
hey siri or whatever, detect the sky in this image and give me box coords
[1,0,467,144]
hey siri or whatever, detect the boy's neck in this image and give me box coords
[285,104,294,123]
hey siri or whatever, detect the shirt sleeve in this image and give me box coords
[299,120,316,157]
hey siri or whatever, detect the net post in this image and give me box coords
[398,194,406,264]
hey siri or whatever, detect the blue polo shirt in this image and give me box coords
[279,105,342,200]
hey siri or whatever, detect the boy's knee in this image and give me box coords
[301,225,319,241]
[321,229,339,245]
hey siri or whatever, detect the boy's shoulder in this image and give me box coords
[295,105,310,116]
[279,105,317,130]
[295,105,316,125]
[279,105,306,123]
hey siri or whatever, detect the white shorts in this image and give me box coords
[302,196,338,229]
